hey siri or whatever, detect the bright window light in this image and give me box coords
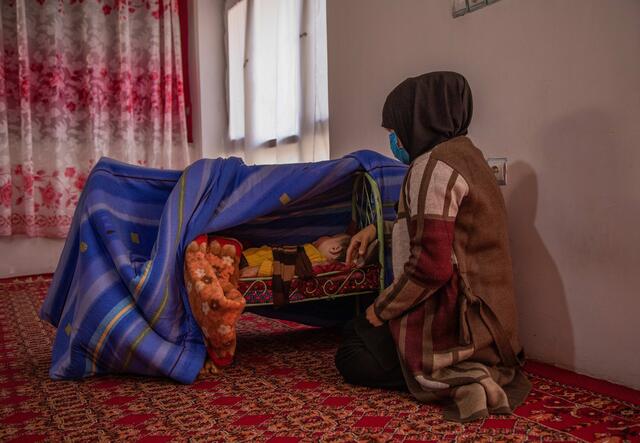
[227,0,247,141]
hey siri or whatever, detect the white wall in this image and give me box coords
[327,0,640,388]
[0,236,64,278]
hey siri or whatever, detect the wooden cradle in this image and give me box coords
[238,172,386,308]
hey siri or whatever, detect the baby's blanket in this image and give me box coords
[39,151,406,383]
[184,236,245,370]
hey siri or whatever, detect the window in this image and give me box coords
[225,0,329,163]
[227,0,247,141]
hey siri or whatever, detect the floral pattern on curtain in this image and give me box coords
[0,0,191,237]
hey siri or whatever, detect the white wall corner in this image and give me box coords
[0,236,65,278]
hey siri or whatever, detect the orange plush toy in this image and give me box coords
[184,235,246,374]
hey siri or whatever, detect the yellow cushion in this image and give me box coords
[242,243,325,277]
[303,243,325,264]
[243,246,273,267]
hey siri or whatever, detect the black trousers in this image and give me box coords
[334,315,407,390]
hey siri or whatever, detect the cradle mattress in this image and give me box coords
[239,264,380,305]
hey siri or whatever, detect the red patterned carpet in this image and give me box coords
[1,275,639,442]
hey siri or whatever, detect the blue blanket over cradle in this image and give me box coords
[40,150,407,383]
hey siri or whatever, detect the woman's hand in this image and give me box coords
[345,224,377,266]
[366,304,384,327]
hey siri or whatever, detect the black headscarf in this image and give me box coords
[382,71,473,161]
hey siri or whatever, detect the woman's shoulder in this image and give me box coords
[429,136,485,175]
[431,135,477,157]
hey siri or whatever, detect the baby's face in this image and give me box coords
[315,234,351,262]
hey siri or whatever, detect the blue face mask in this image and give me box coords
[389,132,410,164]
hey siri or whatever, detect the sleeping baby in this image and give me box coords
[239,233,351,278]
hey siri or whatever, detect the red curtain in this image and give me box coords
[178,0,193,143]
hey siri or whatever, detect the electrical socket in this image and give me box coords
[487,157,507,186]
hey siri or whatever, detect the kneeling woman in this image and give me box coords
[337,71,531,422]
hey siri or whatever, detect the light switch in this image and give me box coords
[487,157,507,186]
[468,0,487,11]
[452,0,469,17]
[452,0,501,18]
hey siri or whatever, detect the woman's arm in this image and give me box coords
[373,157,469,322]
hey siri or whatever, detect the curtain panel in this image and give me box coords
[0,0,191,238]
[224,0,329,165]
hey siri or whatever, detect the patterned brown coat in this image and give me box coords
[374,136,531,421]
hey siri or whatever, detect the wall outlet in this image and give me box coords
[452,0,502,18]
[487,157,507,186]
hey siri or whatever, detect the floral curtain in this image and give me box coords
[0,0,191,238]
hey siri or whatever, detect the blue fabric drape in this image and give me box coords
[40,151,407,383]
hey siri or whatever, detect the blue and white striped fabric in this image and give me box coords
[39,150,407,384]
